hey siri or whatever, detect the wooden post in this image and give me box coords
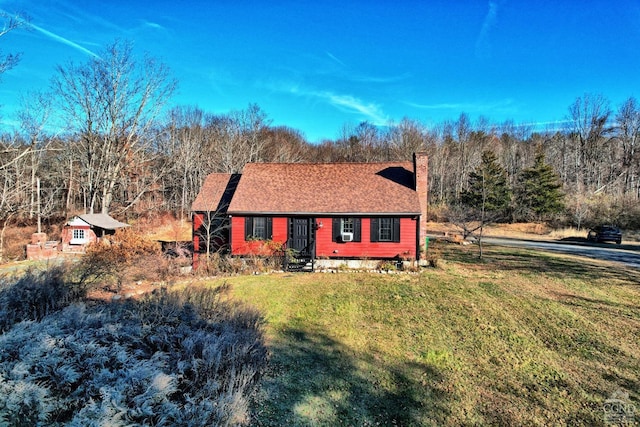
[37,177,42,234]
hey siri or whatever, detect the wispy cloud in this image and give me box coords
[325,51,346,67]
[352,72,412,84]
[27,21,100,58]
[143,21,164,30]
[322,51,409,84]
[475,1,500,59]
[516,119,573,129]
[283,83,389,125]
[55,2,125,34]
[322,92,389,124]
[405,101,471,110]
[405,99,515,114]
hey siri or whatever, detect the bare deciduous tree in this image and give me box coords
[17,91,55,220]
[567,93,612,193]
[615,97,640,196]
[386,118,430,161]
[161,106,211,218]
[0,11,27,76]
[262,126,308,163]
[52,40,176,214]
[208,104,270,173]
[0,134,31,260]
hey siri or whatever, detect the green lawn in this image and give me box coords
[204,243,640,426]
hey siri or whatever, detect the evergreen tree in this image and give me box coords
[515,152,565,221]
[455,150,511,258]
[461,150,512,216]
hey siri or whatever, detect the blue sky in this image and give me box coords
[1,1,639,142]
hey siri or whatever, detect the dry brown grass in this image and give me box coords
[136,213,192,241]
[427,221,555,238]
[427,221,638,243]
[1,225,36,261]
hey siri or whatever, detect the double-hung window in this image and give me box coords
[370,218,400,242]
[244,217,272,240]
[332,217,361,242]
[378,218,393,241]
[341,218,354,234]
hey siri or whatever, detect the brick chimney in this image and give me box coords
[414,152,428,257]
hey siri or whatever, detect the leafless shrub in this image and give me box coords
[426,249,441,268]
[2,225,36,261]
[78,228,162,290]
[195,253,249,276]
[0,263,85,332]
[0,284,267,426]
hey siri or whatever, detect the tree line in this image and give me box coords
[2,37,639,252]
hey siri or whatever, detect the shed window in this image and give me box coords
[70,228,87,244]
[244,217,272,240]
[370,218,400,243]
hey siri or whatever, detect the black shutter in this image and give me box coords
[354,218,362,242]
[266,217,273,239]
[244,217,253,240]
[393,218,401,242]
[332,218,340,242]
[370,218,379,242]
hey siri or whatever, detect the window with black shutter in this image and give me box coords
[370,217,400,242]
[332,218,361,242]
[244,217,272,240]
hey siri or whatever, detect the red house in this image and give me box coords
[192,153,428,270]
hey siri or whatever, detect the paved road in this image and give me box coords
[481,237,640,268]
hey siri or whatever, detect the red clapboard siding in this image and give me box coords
[315,217,417,259]
[192,212,204,229]
[231,216,288,256]
[230,216,417,259]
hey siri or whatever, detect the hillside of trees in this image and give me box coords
[2,38,640,260]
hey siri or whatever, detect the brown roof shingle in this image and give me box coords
[226,162,420,215]
[191,173,240,212]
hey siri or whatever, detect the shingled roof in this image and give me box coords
[225,162,421,215]
[77,214,129,230]
[191,173,240,212]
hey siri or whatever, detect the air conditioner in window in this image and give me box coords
[340,232,354,242]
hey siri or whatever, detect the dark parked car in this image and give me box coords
[587,225,622,244]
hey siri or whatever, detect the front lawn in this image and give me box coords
[213,244,640,426]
